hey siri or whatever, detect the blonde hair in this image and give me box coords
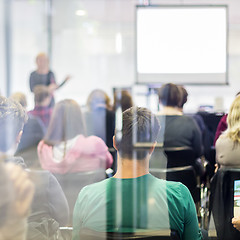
[226,95,240,144]
[9,92,27,108]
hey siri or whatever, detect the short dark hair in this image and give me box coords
[178,85,188,108]
[115,107,160,160]
[158,83,182,107]
[0,96,28,152]
[113,90,133,112]
[33,85,50,104]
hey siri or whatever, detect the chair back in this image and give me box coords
[210,168,240,240]
[54,169,106,225]
[163,146,196,168]
[79,228,180,240]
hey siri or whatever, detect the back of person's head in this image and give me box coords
[226,95,240,144]
[33,85,50,105]
[158,83,182,107]
[113,90,133,112]
[0,96,28,152]
[178,85,188,108]
[115,107,160,160]
[87,89,111,110]
[44,99,86,145]
[9,92,27,109]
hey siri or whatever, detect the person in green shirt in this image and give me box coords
[72,107,202,240]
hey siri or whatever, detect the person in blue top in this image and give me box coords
[72,107,202,240]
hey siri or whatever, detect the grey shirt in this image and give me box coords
[29,71,55,92]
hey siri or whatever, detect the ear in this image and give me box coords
[149,141,157,155]
[16,130,23,144]
[113,136,118,151]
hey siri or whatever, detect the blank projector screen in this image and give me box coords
[136,5,228,85]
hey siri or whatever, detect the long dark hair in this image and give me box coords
[44,99,86,146]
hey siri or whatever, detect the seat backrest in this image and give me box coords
[79,228,180,240]
[164,147,196,168]
[54,170,106,225]
[210,168,240,240]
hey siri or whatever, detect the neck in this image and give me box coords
[159,106,182,115]
[37,67,49,74]
[113,153,149,179]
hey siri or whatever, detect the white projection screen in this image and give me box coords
[136,5,228,85]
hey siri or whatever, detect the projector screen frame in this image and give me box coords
[135,4,229,86]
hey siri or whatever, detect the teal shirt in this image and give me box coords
[72,174,202,240]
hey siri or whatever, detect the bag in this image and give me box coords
[27,218,64,240]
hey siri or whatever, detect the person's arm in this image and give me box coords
[47,173,69,226]
[29,72,35,92]
[56,75,71,90]
[180,184,203,240]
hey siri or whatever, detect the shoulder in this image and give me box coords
[38,140,52,152]
[166,180,189,196]
[77,178,110,200]
[181,115,196,123]
[78,135,108,148]
[30,71,37,76]
[149,175,191,201]
[216,134,233,148]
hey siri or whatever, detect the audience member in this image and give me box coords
[72,107,202,240]
[84,89,115,148]
[157,83,203,158]
[113,89,133,112]
[28,85,53,127]
[216,95,240,168]
[29,52,70,106]
[178,86,213,162]
[10,92,45,168]
[38,99,113,174]
[0,96,69,238]
[214,91,240,145]
[9,92,27,108]
[0,162,35,240]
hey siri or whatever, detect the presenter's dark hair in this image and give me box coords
[0,96,27,152]
[158,83,182,107]
[115,107,160,160]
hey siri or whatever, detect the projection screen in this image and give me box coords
[136,5,228,85]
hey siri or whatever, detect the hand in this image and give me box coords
[5,163,35,218]
[48,83,58,94]
[64,75,72,82]
[232,217,240,231]
[214,163,219,173]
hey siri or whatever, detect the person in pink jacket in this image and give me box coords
[37,99,113,174]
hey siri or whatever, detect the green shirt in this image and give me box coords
[72,174,202,240]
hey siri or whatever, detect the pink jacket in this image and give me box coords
[37,135,113,174]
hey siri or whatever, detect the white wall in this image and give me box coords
[4,0,240,112]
